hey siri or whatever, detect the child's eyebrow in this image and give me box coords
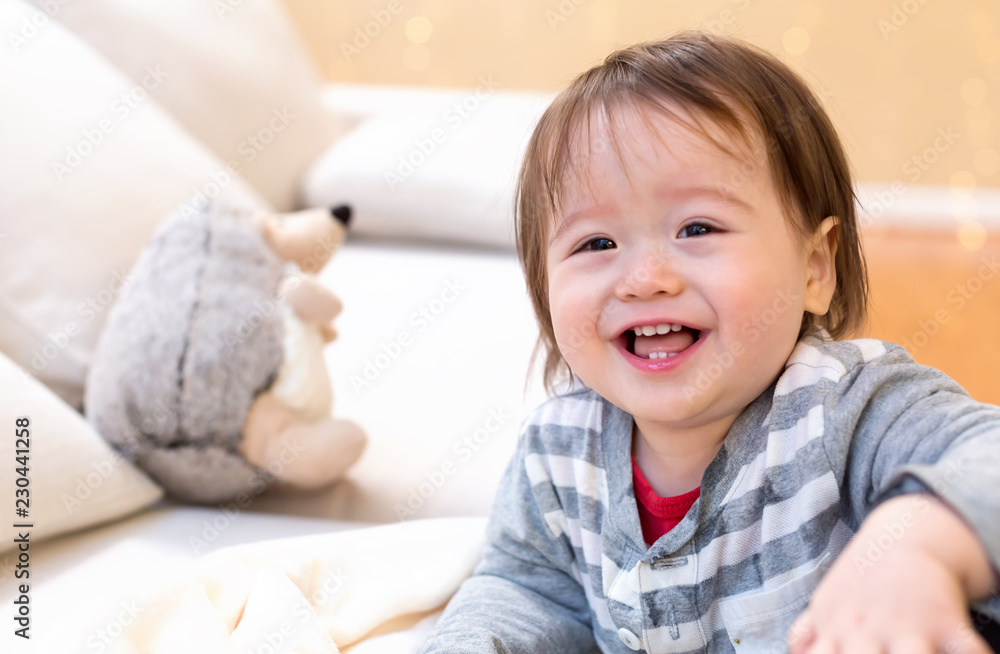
[665,185,755,213]
[550,206,601,245]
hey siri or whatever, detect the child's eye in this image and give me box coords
[576,237,617,252]
[678,222,715,238]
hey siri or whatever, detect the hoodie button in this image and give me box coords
[617,627,642,650]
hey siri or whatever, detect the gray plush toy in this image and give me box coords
[84,194,367,504]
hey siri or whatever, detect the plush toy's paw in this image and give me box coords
[283,276,342,324]
[243,393,366,492]
[318,322,338,343]
[255,418,366,491]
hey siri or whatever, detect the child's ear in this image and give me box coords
[803,216,839,315]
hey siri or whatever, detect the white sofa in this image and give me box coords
[0,1,554,651]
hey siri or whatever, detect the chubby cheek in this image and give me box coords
[725,288,806,384]
[547,280,603,367]
[707,261,805,350]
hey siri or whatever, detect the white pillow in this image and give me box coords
[0,0,266,409]
[38,0,348,211]
[302,85,554,250]
[0,350,163,554]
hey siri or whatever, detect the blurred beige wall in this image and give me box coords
[282,0,999,191]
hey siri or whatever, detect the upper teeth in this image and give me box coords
[633,323,684,336]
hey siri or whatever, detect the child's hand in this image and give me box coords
[787,494,997,654]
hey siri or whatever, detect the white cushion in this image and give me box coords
[0,0,265,408]
[0,350,163,554]
[303,83,554,249]
[35,0,346,211]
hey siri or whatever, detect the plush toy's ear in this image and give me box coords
[331,204,351,227]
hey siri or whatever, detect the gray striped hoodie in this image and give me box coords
[418,328,1000,653]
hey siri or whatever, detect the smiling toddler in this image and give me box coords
[418,30,1000,654]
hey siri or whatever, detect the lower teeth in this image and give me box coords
[648,352,677,360]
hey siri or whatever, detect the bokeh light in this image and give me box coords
[961,78,989,106]
[405,17,433,44]
[782,27,810,56]
[949,170,977,197]
[957,221,988,250]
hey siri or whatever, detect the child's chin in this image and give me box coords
[627,395,700,423]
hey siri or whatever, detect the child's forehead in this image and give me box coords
[554,100,765,213]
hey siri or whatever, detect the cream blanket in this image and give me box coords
[107,517,487,654]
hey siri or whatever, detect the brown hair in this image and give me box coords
[514,30,870,397]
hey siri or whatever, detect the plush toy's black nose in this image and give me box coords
[330,204,352,227]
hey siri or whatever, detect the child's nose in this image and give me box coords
[615,249,684,299]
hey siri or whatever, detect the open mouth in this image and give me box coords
[618,324,703,360]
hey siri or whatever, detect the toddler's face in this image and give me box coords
[545,104,832,432]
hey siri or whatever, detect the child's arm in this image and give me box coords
[788,492,998,653]
[790,344,1000,651]
[417,421,598,653]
